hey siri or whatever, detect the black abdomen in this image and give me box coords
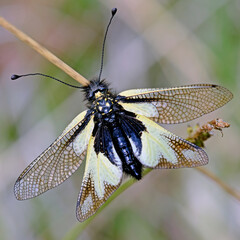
[93,109,144,180]
[110,122,142,180]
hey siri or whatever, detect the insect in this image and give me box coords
[13,8,233,222]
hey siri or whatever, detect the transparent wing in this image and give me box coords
[14,110,94,200]
[118,84,233,124]
[130,115,208,168]
[76,136,122,222]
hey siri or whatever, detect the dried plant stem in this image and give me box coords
[196,167,240,201]
[0,16,90,86]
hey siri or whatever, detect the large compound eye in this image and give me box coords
[88,91,94,100]
[99,86,106,92]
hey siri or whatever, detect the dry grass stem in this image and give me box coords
[0,16,89,86]
[196,167,240,201]
[187,119,240,201]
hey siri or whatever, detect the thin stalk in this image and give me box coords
[0,16,89,86]
[196,167,240,201]
[63,166,240,239]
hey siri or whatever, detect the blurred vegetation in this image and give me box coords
[0,0,240,240]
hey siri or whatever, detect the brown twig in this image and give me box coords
[196,167,240,201]
[187,119,240,201]
[0,16,90,86]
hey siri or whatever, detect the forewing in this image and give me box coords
[118,84,233,124]
[76,136,122,222]
[14,110,94,200]
[130,115,208,168]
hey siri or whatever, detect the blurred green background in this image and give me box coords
[0,0,240,239]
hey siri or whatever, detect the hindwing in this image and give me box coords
[14,110,94,200]
[76,133,122,222]
[129,115,208,169]
[118,84,233,124]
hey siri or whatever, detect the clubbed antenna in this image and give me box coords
[11,73,82,89]
[98,8,117,82]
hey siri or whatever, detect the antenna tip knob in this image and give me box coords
[111,8,117,16]
[11,74,20,80]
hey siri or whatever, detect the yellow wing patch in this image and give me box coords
[119,88,158,97]
[134,115,208,168]
[119,102,158,118]
[76,136,122,222]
